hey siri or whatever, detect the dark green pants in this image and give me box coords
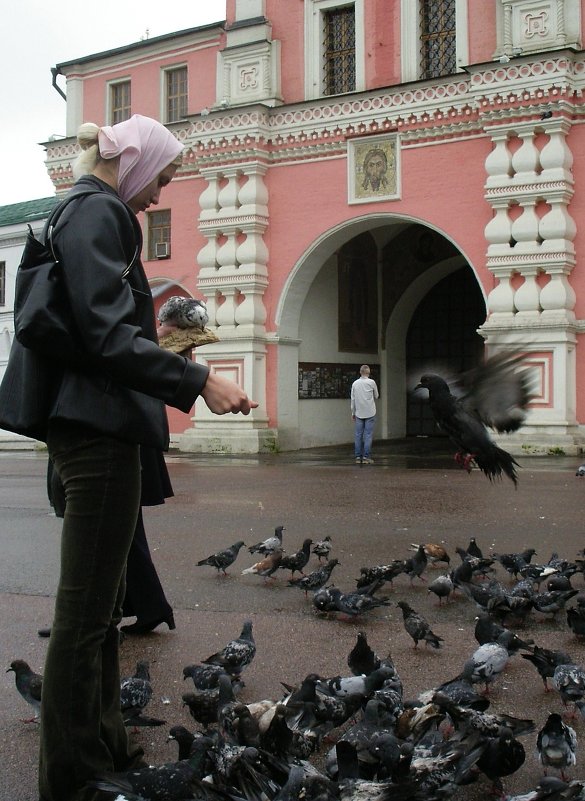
[39,421,142,801]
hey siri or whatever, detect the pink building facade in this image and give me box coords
[44,0,585,454]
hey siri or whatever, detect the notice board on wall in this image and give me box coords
[298,362,380,400]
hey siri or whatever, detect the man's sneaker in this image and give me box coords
[355,457,362,463]
[363,457,374,464]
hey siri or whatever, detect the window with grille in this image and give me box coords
[419,0,456,80]
[147,210,171,260]
[110,81,131,124]
[166,67,188,123]
[0,262,5,305]
[323,5,356,95]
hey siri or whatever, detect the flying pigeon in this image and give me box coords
[197,540,246,575]
[414,352,532,485]
[158,296,209,330]
[537,712,577,780]
[202,620,256,679]
[396,600,443,649]
[7,659,42,722]
[248,525,285,555]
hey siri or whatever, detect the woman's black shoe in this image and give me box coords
[120,612,176,635]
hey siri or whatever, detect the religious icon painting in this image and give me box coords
[347,133,400,204]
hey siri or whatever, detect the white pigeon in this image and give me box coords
[158,296,209,329]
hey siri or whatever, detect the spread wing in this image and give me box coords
[459,352,533,433]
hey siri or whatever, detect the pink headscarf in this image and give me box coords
[98,115,183,203]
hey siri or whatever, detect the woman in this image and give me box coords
[3,114,256,801]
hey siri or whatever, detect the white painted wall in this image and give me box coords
[296,253,380,449]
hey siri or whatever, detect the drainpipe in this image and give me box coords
[51,67,66,101]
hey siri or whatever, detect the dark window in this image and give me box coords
[323,5,355,95]
[166,67,188,123]
[0,262,5,305]
[111,81,131,124]
[147,210,171,260]
[420,0,456,79]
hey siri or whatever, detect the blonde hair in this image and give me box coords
[72,122,102,180]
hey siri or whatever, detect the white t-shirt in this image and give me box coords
[351,376,379,418]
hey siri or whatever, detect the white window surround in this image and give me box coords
[159,62,188,123]
[105,77,131,125]
[401,0,469,84]
[304,0,365,100]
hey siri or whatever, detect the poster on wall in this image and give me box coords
[347,133,400,204]
[298,362,381,400]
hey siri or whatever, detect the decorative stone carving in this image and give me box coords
[496,0,581,57]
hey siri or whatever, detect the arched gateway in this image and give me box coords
[275,215,485,451]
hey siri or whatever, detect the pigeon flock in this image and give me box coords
[9,526,585,801]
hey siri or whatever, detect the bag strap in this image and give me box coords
[46,190,140,278]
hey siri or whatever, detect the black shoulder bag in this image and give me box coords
[14,189,138,361]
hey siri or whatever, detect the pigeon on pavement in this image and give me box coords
[347,631,381,676]
[409,542,450,567]
[467,641,510,693]
[522,646,574,692]
[537,712,577,780]
[248,526,285,555]
[7,659,42,722]
[241,548,284,580]
[120,660,166,727]
[202,620,256,679]
[312,536,333,562]
[427,574,454,605]
[396,600,443,649]
[278,538,313,577]
[197,540,246,575]
[403,544,428,584]
[288,558,340,595]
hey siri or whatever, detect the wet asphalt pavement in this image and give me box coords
[1,438,585,801]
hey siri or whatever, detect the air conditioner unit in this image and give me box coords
[155,242,170,259]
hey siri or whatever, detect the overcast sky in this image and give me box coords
[0,0,226,207]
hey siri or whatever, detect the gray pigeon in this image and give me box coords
[312,536,333,562]
[289,558,340,595]
[248,525,285,555]
[537,712,577,780]
[7,659,42,722]
[120,660,152,716]
[197,540,246,575]
[396,601,443,649]
[202,620,256,678]
[158,296,209,329]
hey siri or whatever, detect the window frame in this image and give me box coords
[162,64,188,124]
[107,78,131,125]
[0,261,5,306]
[304,0,364,100]
[146,209,172,261]
[401,0,468,83]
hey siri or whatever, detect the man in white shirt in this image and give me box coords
[350,364,379,464]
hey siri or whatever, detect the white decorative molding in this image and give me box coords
[217,39,283,108]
